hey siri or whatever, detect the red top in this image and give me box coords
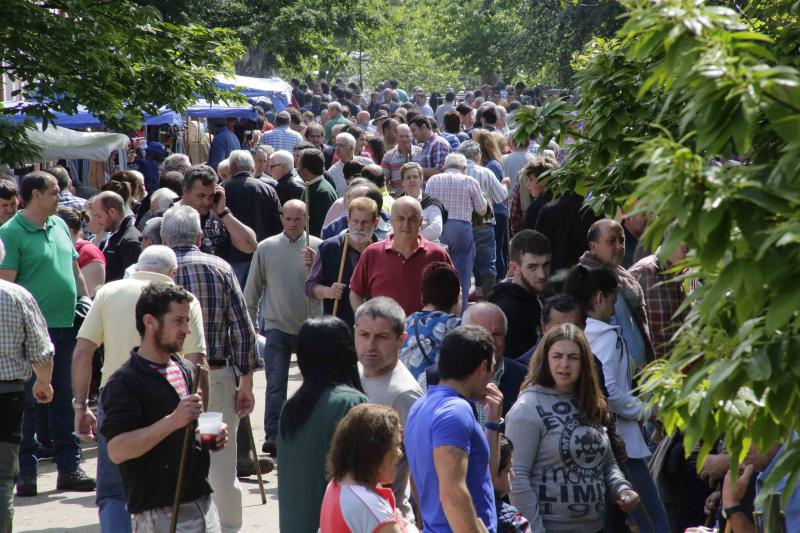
[320,480,406,533]
[75,239,106,269]
[349,234,452,315]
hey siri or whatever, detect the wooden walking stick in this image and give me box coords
[242,415,267,504]
[170,365,205,533]
[332,232,350,317]
[305,182,312,316]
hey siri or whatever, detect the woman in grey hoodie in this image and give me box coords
[506,324,639,532]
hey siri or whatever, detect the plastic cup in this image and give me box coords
[197,412,223,450]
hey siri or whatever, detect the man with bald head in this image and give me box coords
[421,302,527,418]
[243,199,322,453]
[381,123,422,196]
[91,190,141,282]
[579,218,655,369]
[350,196,453,315]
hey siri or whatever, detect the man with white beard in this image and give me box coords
[304,196,381,327]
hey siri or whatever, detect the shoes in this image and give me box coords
[237,457,275,477]
[35,443,54,460]
[56,467,96,491]
[15,475,37,497]
[262,439,277,457]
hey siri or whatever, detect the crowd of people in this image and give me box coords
[0,77,797,533]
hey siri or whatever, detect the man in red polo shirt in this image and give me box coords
[349,196,453,315]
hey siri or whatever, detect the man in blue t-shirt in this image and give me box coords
[405,325,503,532]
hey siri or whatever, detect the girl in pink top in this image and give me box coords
[320,404,412,533]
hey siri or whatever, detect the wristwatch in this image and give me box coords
[485,417,505,432]
[217,207,231,218]
[71,398,88,411]
[722,504,744,519]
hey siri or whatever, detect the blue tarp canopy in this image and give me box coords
[214,75,292,112]
[1,101,183,128]
[186,100,258,121]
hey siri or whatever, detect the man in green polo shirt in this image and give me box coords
[0,171,94,496]
[323,101,354,143]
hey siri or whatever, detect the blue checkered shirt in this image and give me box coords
[259,125,304,152]
[419,133,452,174]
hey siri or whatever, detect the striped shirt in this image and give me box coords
[148,359,189,398]
[381,146,422,195]
[424,169,487,223]
[172,245,257,374]
[465,161,508,225]
[259,125,304,152]
[0,279,54,381]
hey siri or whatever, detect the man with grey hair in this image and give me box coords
[424,153,488,312]
[259,111,303,152]
[422,302,526,418]
[72,244,206,532]
[323,101,354,143]
[161,205,258,533]
[123,217,164,278]
[268,149,304,205]
[217,159,232,182]
[222,150,282,286]
[327,132,374,195]
[90,190,141,282]
[162,153,191,176]
[353,296,422,527]
[459,141,509,296]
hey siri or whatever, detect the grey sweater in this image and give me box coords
[243,232,322,335]
[506,385,631,532]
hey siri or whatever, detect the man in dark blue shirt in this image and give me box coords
[208,118,241,171]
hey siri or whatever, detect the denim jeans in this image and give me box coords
[619,457,671,533]
[472,226,497,276]
[494,212,509,278]
[19,327,80,476]
[0,387,24,532]
[441,220,475,314]
[264,329,298,440]
[231,261,251,289]
[96,401,131,533]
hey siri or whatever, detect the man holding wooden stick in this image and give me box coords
[304,196,381,326]
[100,283,228,533]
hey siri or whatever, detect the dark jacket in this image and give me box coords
[535,192,600,276]
[103,215,141,282]
[274,171,305,206]
[223,171,282,263]
[425,356,527,417]
[100,351,211,514]
[314,232,371,326]
[487,280,542,359]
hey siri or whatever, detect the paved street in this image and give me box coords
[13,360,299,532]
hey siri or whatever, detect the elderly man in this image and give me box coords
[0,172,93,496]
[425,152,488,312]
[217,159,232,182]
[251,145,276,186]
[161,205,258,533]
[0,237,54,530]
[350,196,453,315]
[298,148,338,238]
[579,218,655,369]
[269,149,305,205]
[323,101,354,143]
[72,245,206,532]
[381,124,422,196]
[409,115,452,179]
[222,150,282,286]
[162,153,191,176]
[303,123,334,169]
[0,180,19,226]
[459,141,509,297]
[260,111,304,152]
[208,118,241,171]
[414,89,434,117]
[382,118,399,151]
[327,132,375,195]
[91,191,142,282]
[244,199,322,455]
[353,297,423,528]
[177,164,257,263]
[48,166,85,212]
[307,196,381,326]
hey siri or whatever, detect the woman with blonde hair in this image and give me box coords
[506,324,639,532]
[319,404,408,533]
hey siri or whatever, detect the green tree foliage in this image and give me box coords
[0,0,243,166]
[513,0,800,502]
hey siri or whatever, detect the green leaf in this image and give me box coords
[765,286,800,330]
